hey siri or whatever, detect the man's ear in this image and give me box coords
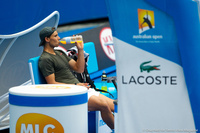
[45,37,50,43]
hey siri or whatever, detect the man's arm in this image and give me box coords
[68,41,85,73]
[45,73,91,89]
[45,73,65,84]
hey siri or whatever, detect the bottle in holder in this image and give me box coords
[101,71,107,93]
[59,35,83,44]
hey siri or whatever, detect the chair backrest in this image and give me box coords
[28,56,47,84]
[28,42,98,85]
[83,42,98,74]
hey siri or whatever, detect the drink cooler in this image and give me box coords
[9,84,88,133]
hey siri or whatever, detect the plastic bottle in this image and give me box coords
[59,35,83,44]
[101,71,107,93]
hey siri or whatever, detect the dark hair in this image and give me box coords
[39,27,56,47]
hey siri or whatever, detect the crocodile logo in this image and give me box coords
[140,61,160,73]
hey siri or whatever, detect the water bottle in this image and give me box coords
[101,71,107,93]
[59,35,83,44]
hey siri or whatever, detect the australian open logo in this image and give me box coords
[122,61,177,85]
[138,9,155,34]
[133,9,163,43]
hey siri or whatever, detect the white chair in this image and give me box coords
[0,11,59,130]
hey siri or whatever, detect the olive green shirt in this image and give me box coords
[38,50,80,84]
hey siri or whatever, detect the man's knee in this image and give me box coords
[97,98,110,111]
[89,96,110,111]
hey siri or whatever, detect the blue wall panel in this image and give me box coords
[0,0,108,34]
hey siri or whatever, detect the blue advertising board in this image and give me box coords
[105,0,199,132]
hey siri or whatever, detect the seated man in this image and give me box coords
[38,27,114,130]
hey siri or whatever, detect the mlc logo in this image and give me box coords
[16,113,64,133]
[99,27,115,61]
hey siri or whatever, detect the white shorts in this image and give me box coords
[88,88,100,100]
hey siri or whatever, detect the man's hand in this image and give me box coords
[75,40,84,50]
[74,35,84,50]
[77,83,91,89]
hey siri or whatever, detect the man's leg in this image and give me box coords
[88,94,114,129]
[98,94,115,112]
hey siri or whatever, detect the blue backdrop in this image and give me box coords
[0,0,108,34]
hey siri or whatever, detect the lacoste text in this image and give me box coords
[122,75,177,85]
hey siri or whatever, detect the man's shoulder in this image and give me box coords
[39,52,52,63]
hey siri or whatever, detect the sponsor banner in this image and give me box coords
[105,0,197,132]
[10,105,88,133]
[16,113,64,133]
[145,0,200,131]
[114,38,195,133]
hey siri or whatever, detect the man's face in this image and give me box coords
[48,31,60,47]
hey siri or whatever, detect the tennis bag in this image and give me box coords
[66,47,114,98]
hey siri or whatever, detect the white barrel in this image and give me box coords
[9,84,88,133]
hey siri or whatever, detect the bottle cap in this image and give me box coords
[101,71,107,81]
